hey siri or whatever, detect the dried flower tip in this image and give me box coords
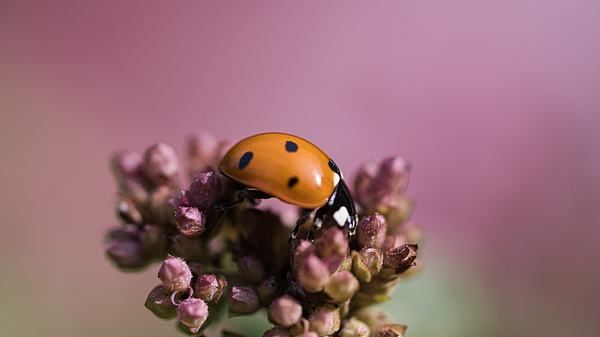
[188,169,221,210]
[175,206,206,237]
[177,298,209,334]
[307,305,341,336]
[145,285,177,319]
[105,237,147,270]
[111,150,142,182]
[263,327,292,337]
[297,254,330,293]
[315,227,348,258]
[158,255,193,292]
[139,224,167,258]
[372,324,407,337]
[228,286,260,316]
[323,271,359,303]
[352,248,383,282]
[194,274,227,303]
[382,244,418,273]
[143,143,179,184]
[237,255,266,284]
[115,196,143,224]
[257,276,281,304]
[357,214,387,249]
[340,318,370,337]
[268,295,303,327]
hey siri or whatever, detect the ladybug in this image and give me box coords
[219,132,358,236]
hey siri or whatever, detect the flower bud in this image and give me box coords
[297,254,330,293]
[111,150,142,182]
[158,255,192,292]
[369,157,410,206]
[372,324,407,337]
[352,307,391,329]
[143,143,179,184]
[257,276,281,304]
[115,196,143,224]
[194,274,227,303]
[145,285,177,319]
[340,318,370,337]
[295,332,319,337]
[307,305,341,336]
[315,227,348,258]
[237,255,266,284]
[357,214,387,249]
[175,206,206,236]
[188,169,221,210]
[187,133,219,175]
[383,197,414,230]
[177,298,209,334]
[382,234,406,253]
[382,244,418,273]
[352,248,383,282]
[263,327,292,337]
[228,286,260,316]
[120,178,149,205]
[353,162,377,208]
[292,240,315,268]
[268,295,302,327]
[139,223,167,258]
[323,271,359,303]
[105,237,147,270]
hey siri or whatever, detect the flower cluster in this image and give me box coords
[104,133,422,337]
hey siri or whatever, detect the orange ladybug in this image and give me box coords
[219,132,358,235]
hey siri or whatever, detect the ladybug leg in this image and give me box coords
[291,208,314,239]
[237,188,272,205]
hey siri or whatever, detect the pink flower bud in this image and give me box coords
[143,143,179,184]
[268,295,303,327]
[158,256,192,292]
[177,298,209,334]
[175,206,206,236]
[308,305,341,336]
[228,286,260,316]
[188,169,221,210]
[194,274,227,303]
[297,254,330,293]
[357,214,387,249]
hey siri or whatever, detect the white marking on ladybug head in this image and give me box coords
[333,172,340,187]
[333,206,349,227]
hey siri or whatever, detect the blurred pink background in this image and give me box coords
[1,1,598,336]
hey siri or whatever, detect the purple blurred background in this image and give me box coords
[1,1,598,336]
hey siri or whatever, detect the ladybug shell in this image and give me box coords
[219,132,338,209]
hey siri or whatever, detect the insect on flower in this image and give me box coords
[219,132,358,237]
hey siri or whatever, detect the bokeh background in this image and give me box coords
[1,1,599,336]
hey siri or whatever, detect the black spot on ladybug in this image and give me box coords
[328,159,340,174]
[287,176,299,188]
[238,151,253,169]
[285,141,298,152]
